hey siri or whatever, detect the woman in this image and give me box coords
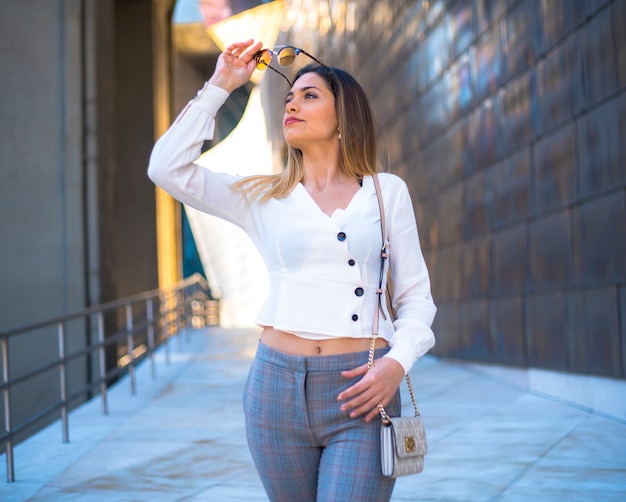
[148,39,436,502]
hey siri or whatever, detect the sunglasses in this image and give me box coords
[253,46,331,87]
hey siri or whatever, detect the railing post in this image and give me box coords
[146,298,156,379]
[97,312,108,415]
[183,287,192,341]
[177,290,184,350]
[1,337,14,482]
[162,292,171,364]
[57,322,69,443]
[126,303,136,395]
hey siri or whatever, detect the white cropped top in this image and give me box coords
[148,84,436,373]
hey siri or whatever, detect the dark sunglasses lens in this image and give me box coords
[277,47,296,67]
[255,49,272,70]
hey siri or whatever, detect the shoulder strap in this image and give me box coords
[369,173,421,421]
[371,174,388,336]
[372,173,387,246]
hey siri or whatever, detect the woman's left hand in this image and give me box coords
[337,357,405,422]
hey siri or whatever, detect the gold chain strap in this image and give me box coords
[369,174,421,425]
[367,335,420,424]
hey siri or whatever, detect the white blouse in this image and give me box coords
[148,84,436,373]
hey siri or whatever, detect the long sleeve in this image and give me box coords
[382,176,436,373]
[147,84,252,228]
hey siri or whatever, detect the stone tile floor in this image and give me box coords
[1,326,625,501]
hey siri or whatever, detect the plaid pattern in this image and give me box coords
[243,342,401,502]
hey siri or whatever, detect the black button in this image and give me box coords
[352,314,359,321]
[337,232,347,241]
[348,259,356,266]
[355,287,364,297]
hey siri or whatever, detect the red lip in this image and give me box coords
[284,117,303,126]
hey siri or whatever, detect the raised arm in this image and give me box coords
[147,40,263,226]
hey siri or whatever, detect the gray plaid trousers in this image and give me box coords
[243,342,400,502]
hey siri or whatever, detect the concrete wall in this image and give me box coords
[0,0,164,436]
[113,0,160,300]
[269,0,626,379]
[0,1,87,329]
[0,0,92,431]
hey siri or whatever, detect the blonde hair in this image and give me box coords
[233,64,379,202]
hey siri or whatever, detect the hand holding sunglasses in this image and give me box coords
[253,46,330,86]
[209,39,263,93]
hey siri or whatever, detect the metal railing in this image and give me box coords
[0,273,219,482]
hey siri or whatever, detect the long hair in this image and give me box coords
[233,64,379,202]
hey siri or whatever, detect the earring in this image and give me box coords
[338,129,342,140]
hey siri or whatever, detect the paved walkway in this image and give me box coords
[1,326,625,501]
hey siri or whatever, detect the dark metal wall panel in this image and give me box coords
[568,288,621,376]
[572,192,626,287]
[577,92,626,198]
[274,0,625,378]
[492,149,531,228]
[503,0,541,80]
[536,34,583,135]
[533,124,576,213]
[541,0,586,51]
[528,210,571,291]
[460,299,490,361]
[526,292,568,370]
[582,5,622,107]
[491,296,525,365]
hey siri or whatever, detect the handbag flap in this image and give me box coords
[389,416,428,459]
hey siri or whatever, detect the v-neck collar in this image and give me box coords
[295,175,372,219]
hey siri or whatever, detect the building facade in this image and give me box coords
[265,0,626,379]
[0,1,624,439]
[0,0,171,434]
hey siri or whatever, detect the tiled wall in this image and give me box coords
[267,0,626,378]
